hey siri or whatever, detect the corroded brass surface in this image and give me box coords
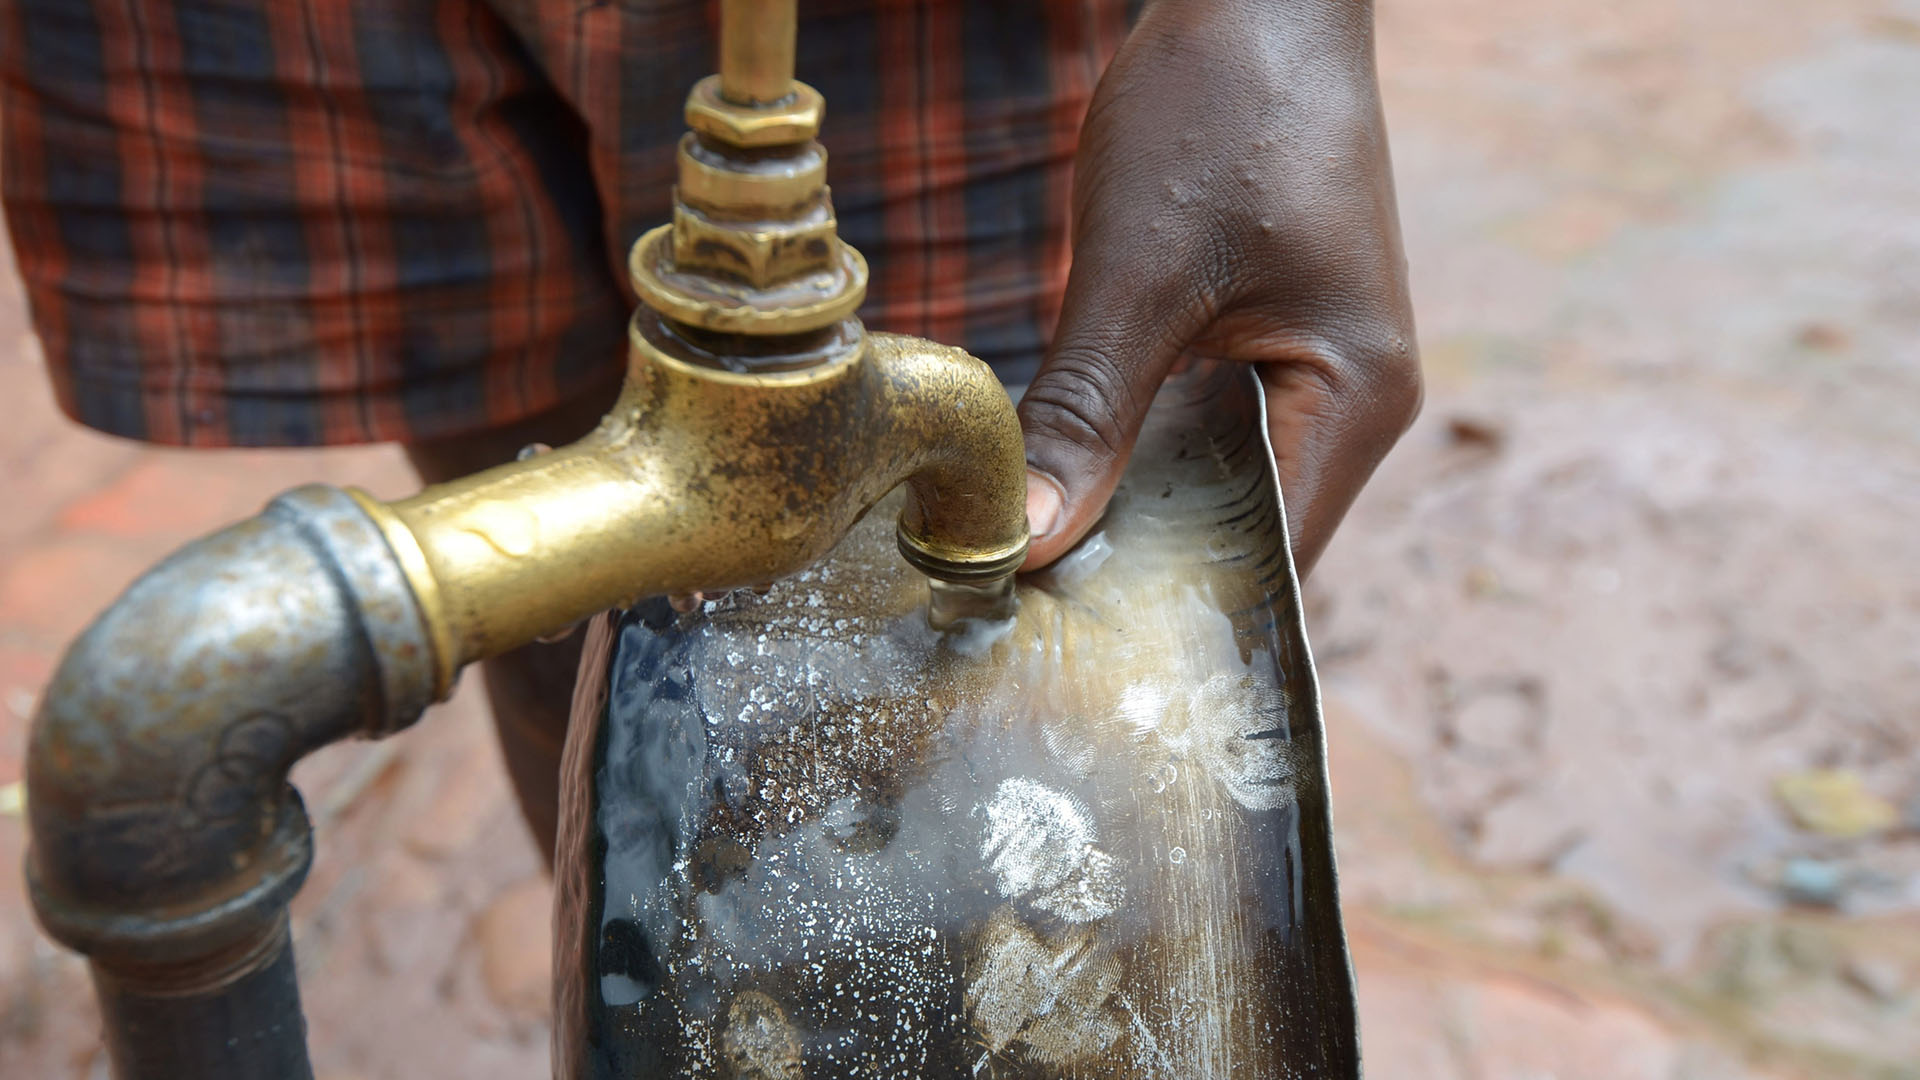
[648,0,858,334]
[554,366,1358,1079]
[366,321,1027,674]
[632,222,867,333]
[669,201,839,289]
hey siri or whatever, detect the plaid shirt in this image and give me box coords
[1,0,1139,447]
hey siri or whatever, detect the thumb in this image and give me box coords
[1018,252,1201,569]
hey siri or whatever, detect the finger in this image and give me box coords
[1018,246,1210,569]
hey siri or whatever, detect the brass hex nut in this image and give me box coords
[671,202,840,288]
[676,134,827,217]
[685,76,823,148]
[630,225,868,335]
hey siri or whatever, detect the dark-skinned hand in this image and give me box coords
[1019,0,1422,576]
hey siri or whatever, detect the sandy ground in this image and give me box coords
[2,0,1917,1077]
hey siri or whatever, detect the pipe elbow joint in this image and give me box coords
[25,486,437,973]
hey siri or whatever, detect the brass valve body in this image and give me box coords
[634,8,865,338]
[356,317,1029,694]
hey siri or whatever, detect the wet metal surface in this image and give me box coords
[556,365,1357,1078]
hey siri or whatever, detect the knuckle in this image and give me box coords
[1021,354,1133,462]
[1268,315,1422,441]
[1338,320,1424,437]
[1384,348,1425,434]
[1373,327,1425,433]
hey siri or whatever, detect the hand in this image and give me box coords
[1019,0,1421,575]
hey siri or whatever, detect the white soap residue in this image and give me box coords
[977,777,1124,922]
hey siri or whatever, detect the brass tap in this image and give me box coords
[24,3,1028,1075]
[354,323,1029,690]
[353,0,1027,693]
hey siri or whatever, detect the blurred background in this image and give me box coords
[2,0,1917,1076]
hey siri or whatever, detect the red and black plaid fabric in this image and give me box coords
[0,0,1139,447]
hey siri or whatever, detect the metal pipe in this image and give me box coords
[90,915,310,1079]
[26,486,439,1079]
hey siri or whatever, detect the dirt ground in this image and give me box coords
[2,0,1917,1077]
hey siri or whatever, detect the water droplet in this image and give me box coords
[1147,762,1178,794]
[1168,846,1187,865]
[461,503,539,557]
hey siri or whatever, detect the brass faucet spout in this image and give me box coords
[868,333,1033,583]
[356,319,1028,686]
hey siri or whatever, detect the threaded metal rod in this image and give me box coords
[719,0,797,105]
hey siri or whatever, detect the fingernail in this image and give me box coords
[1025,470,1063,539]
